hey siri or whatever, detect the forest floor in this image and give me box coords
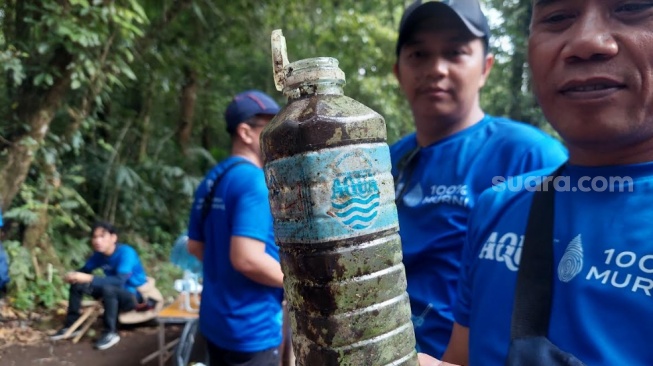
[0,301,188,366]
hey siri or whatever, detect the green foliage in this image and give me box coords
[0,47,27,86]
[481,0,555,129]
[4,241,33,294]
[3,240,67,311]
[0,0,556,311]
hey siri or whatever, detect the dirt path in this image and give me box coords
[0,325,186,366]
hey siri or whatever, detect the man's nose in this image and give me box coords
[561,12,618,63]
[425,56,448,79]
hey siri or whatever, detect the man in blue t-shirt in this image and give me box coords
[392,0,567,357]
[50,221,148,350]
[420,1,653,365]
[187,90,284,366]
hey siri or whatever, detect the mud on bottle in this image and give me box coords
[261,30,418,366]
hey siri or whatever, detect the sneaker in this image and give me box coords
[94,332,120,350]
[50,327,82,341]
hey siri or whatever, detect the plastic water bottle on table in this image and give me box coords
[170,233,202,312]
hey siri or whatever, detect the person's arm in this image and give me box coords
[64,270,129,287]
[77,252,100,274]
[230,235,283,288]
[187,239,204,261]
[227,165,283,287]
[187,173,213,260]
[89,246,133,288]
[442,322,469,365]
[418,323,468,365]
[65,253,100,283]
[418,353,460,366]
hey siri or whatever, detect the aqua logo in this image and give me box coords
[330,152,381,230]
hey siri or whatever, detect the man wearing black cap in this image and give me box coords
[186,90,284,366]
[391,0,568,358]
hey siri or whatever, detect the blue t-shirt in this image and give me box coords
[456,163,653,365]
[188,156,283,353]
[81,244,147,294]
[390,115,568,357]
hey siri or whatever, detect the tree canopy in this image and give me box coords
[0,0,546,309]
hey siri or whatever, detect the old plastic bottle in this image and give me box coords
[260,30,418,366]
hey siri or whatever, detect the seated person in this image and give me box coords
[51,221,151,350]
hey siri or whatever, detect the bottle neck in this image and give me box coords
[285,81,344,100]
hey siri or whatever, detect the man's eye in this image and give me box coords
[542,12,574,23]
[616,2,653,13]
[447,49,464,57]
[409,51,426,59]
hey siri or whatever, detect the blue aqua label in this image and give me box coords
[330,152,381,230]
[265,143,398,243]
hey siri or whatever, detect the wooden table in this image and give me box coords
[140,294,200,366]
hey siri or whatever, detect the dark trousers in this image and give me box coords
[205,339,280,366]
[65,283,136,333]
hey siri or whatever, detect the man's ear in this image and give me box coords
[479,52,495,89]
[235,123,254,145]
[393,62,400,82]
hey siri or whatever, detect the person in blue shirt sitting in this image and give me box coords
[50,221,148,350]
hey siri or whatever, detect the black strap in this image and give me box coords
[393,145,421,205]
[201,159,251,220]
[511,165,566,339]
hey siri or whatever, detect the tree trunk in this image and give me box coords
[0,46,73,208]
[138,91,153,162]
[177,67,198,155]
[22,160,63,274]
[508,0,533,124]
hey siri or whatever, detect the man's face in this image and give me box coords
[529,0,653,151]
[91,228,117,255]
[248,114,275,159]
[395,17,492,127]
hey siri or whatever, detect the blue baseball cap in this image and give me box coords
[224,90,281,133]
[396,0,490,56]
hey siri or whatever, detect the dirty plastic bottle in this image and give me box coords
[261,30,418,366]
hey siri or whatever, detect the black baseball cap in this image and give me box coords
[396,0,491,56]
[224,90,280,133]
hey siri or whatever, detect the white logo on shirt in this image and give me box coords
[558,234,584,282]
[402,184,423,207]
[478,232,523,271]
[586,249,653,297]
[479,231,653,298]
[399,183,469,208]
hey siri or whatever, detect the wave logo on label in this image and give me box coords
[330,152,380,230]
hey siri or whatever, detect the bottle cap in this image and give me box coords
[271,29,345,95]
